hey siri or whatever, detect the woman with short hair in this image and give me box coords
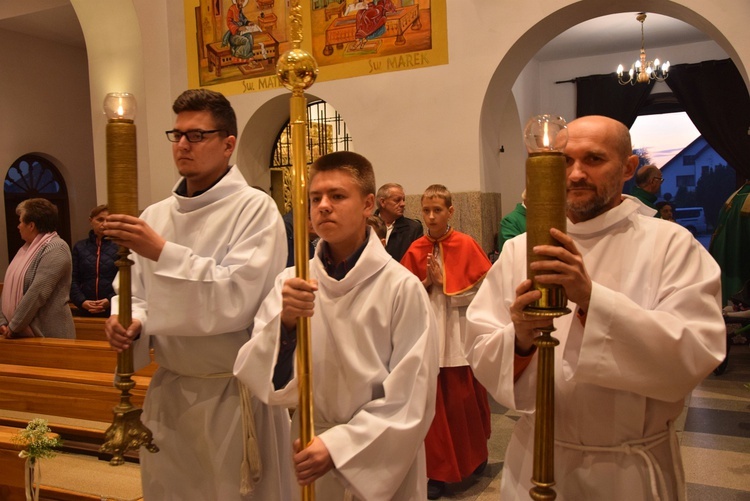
[0,198,75,338]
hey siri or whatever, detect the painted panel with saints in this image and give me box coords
[194,0,288,86]
[310,0,431,66]
[185,0,447,95]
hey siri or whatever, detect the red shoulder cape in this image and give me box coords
[400,229,491,295]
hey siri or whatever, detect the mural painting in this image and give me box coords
[191,0,286,86]
[185,0,447,96]
[310,0,432,66]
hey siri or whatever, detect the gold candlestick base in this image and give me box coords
[102,113,159,466]
[100,373,159,465]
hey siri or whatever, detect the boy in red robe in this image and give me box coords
[401,184,492,499]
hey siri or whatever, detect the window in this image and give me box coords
[629,94,736,249]
[4,154,71,257]
[270,100,353,212]
[5,157,64,194]
[676,174,696,188]
[629,112,700,169]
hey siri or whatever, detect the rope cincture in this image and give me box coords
[239,381,262,495]
[555,421,683,501]
[170,370,262,495]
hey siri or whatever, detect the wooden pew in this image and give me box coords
[0,366,149,423]
[0,338,155,376]
[0,424,142,500]
[0,338,155,423]
[0,337,154,498]
[0,299,148,497]
[72,316,107,342]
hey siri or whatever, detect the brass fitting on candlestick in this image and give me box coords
[99,93,159,465]
[523,115,572,500]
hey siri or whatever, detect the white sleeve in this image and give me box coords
[141,196,286,337]
[465,238,536,411]
[567,236,725,402]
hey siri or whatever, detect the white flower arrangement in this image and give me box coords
[12,418,63,501]
[12,418,62,461]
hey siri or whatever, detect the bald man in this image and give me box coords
[465,115,724,500]
[631,164,662,211]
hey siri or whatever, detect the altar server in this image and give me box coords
[235,151,438,500]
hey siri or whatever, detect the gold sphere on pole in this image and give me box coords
[277,49,319,92]
[277,3,319,498]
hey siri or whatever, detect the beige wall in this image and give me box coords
[0,26,95,274]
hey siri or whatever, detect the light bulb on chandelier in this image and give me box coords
[616,13,669,85]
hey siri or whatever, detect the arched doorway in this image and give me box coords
[479,5,745,218]
[269,100,353,213]
[4,154,71,258]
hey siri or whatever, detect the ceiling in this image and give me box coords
[0,4,713,60]
[0,2,84,49]
[535,12,711,61]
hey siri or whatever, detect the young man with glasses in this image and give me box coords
[104,88,291,500]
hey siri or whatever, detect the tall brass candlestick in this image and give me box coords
[276,3,319,500]
[99,93,158,466]
[523,115,571,501]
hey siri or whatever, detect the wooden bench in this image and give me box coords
[72,316,107,341]
[0,338,155,423]
[0,338,154,375]
[0,338,151,499]
[0,425,142,500]
[0,365,149,422]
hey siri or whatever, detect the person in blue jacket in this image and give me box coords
[70,204,119,316]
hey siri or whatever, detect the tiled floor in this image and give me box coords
[441,339,750,500]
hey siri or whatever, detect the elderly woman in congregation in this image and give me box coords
[0,198,75,339]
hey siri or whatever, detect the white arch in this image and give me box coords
[479,1,750,215]
[235,92,327,188]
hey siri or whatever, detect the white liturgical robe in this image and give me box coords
[112,166,292,500]
[235,229,439,500]
[465,197,725,501]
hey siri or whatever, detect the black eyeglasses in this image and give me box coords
[165,129,228,143]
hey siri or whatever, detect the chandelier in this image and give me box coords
[616,13,670,85]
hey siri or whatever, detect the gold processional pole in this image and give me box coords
[523,115,571,500]
[99,92,159,465]
[276,3,319,500]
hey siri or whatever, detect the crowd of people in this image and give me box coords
[0,89,732,501]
